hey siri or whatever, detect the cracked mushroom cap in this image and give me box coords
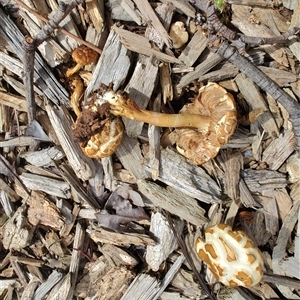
[196,223,264,288]
[175,82,237,165]
[73,90,124,159]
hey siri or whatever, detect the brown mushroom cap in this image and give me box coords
[71,46,99,65]
[81,118,124,158]
[66,46,99,77]
[195,224,264,288]
[72,88,124,159]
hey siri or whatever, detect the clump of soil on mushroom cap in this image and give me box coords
[72,101,112,144]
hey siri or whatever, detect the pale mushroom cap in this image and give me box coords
[196,224,264,288]
[169,21,189,49]
[176,82,237,165]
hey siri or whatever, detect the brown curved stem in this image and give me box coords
[66,63,83,78]
[70,77,84,117]
[105,91,211,132]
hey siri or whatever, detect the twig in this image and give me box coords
[21,0,85,123]
[32,0,85,47]
[22,36,36,123]
[240,25,300,46]
[12,0,102,54]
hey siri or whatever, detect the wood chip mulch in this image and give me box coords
[0,0,299,299]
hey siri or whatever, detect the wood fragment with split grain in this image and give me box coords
[3,205,34,251]
[147,147,221,204]
[19,172,71,199]
[138,180,207,225]
[146,211,184,271]
[45,102,96,181]
[27,190,65,230]
[262,130,295,170]
[88,225,156,246]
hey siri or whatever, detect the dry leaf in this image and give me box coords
[95,189,149,232]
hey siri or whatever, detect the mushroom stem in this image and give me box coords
[66,63,83,78]
[70,77,84,117]
[104,91,211,132]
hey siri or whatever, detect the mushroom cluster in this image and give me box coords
[195,223,264,288]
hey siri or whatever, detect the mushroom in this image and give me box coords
[66,46,99,78]
[104,82,237,164]
[72,86,124,159]
[79,116,124,158]
[169,21,189,49]
[195,223,264,288]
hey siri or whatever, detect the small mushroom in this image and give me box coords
[66,46,99,77]
[169,21,189,49]
[105,82,237,164]
[195,224,264,288]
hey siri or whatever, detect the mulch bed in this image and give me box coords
[0,0,299,299]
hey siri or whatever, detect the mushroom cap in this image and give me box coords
[175,82,237,165]
[195,224,264,288]
[169,21,189,49]
[73,89,124,159]
[82,118,124,158]
[71,46,99,65]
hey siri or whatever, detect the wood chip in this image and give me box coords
[45,102,96,181]
[262,130,296,170]
[242,169,287,193]
[88,226,156,246]
[3,204,34,251]
[146,211,184,271]
[27,190,65,230]
[235,73,279,139]
[150,148,221,204]
[112,25,181,64]
[137,180,207,225]
[19,173,71,199]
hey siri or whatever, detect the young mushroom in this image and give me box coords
[66,46,99,77]
[169,21,189,49]
[104,82,237,164]
[195,223,264,288]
